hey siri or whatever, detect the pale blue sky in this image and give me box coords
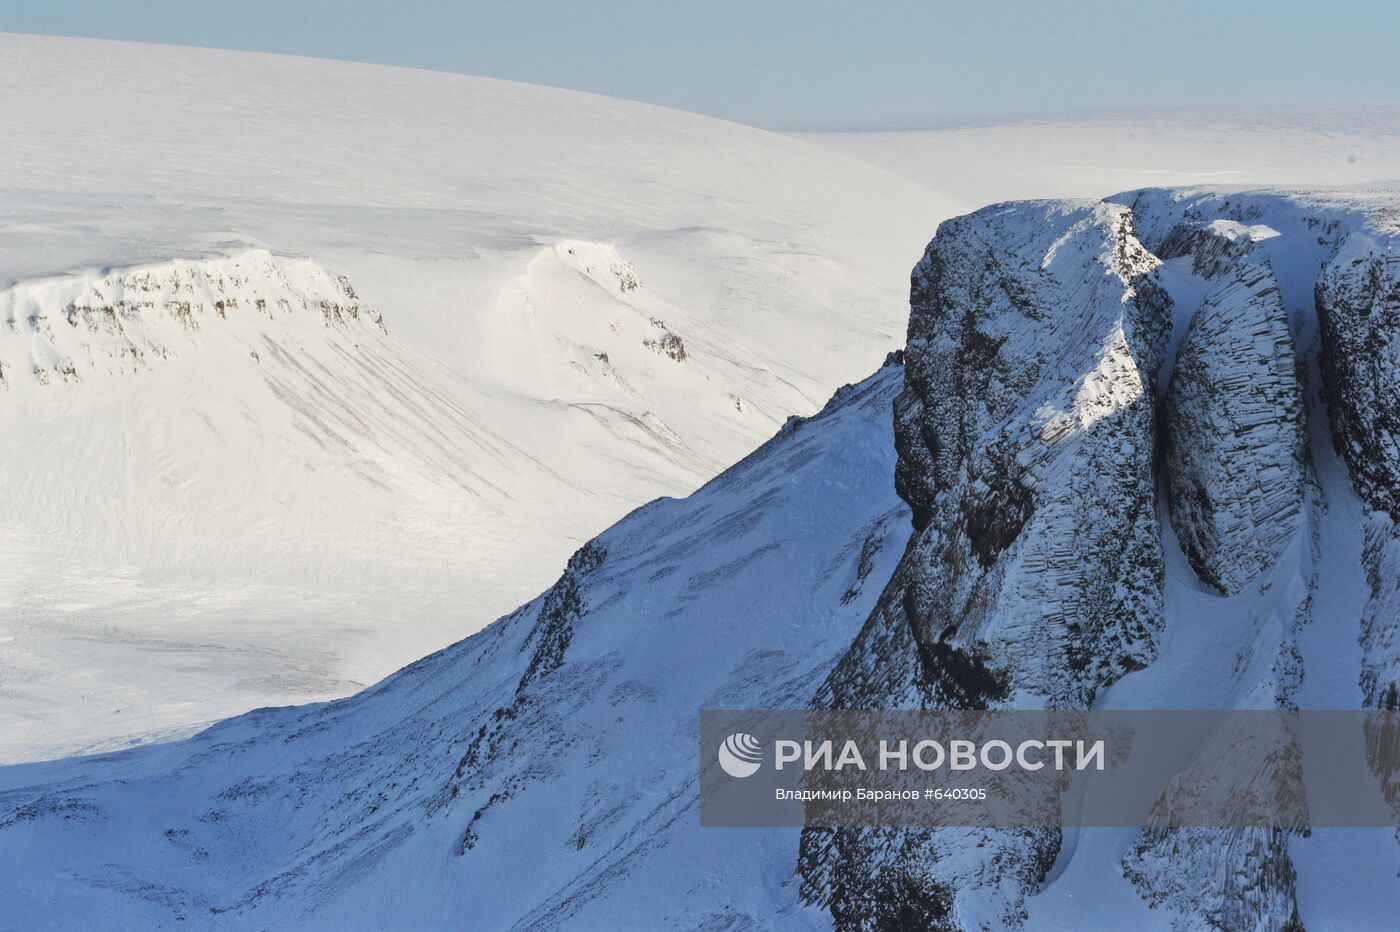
[2,1,1396,129]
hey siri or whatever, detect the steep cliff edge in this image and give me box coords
[802,200,1171,928]
[1161,235,1307,596]
[803,188,1399,931]
[1317,230,1400,710]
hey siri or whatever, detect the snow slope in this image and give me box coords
[0,33,955,760]
[0,359,912,930]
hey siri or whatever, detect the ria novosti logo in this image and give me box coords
[717,732,764,778]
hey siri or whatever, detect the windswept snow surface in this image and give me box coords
[798,107,1400,212]
[0,361,911,930]
[0,33,955,761]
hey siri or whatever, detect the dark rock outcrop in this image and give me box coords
[1164,243,1306,595]
[1317,233,1400,710]
[1318,239,1400,521]
[516,540,608,693]
[802,201,1171,928]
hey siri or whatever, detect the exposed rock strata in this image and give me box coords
[802,201,1171,928]
[1164,242,1306,595]
[0,250,384,387]
[1317,232,1400,710]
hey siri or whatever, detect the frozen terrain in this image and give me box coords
[7,34,1400,764]
[798,106,1400,210]
[0,33,955,760]
[799,187,1400,930]
[2,187,1398,929]
[0,356,913,929]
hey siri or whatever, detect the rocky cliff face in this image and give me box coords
[804,189,1399,931]
[1162,230,1307,596]
[1317,234,1400,523]
[803,201,1172,928]
[891,201,1171,708]
[0,250,383,388]
[1316,231,1400,711]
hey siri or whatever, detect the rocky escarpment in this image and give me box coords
[0,250,384,389]
[1124,825,1303,931]
[516,540,608,693]
[1317,230,1400,711]
[1317,235,1400,523]
[1162,228,1307,595]
[891,201,1171,706]
[1082,192,1348,932]
[450,537,608,854]
[802,201,1172,928]
[802,190,1400,931]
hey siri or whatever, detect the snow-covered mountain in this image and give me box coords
[3,186,1398,929]
[0,355,912,929]
[0,33,957,760]
[800,186,1400,930]
[8,35,1400,765]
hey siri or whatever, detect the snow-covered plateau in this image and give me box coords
[3,31,1400,932]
